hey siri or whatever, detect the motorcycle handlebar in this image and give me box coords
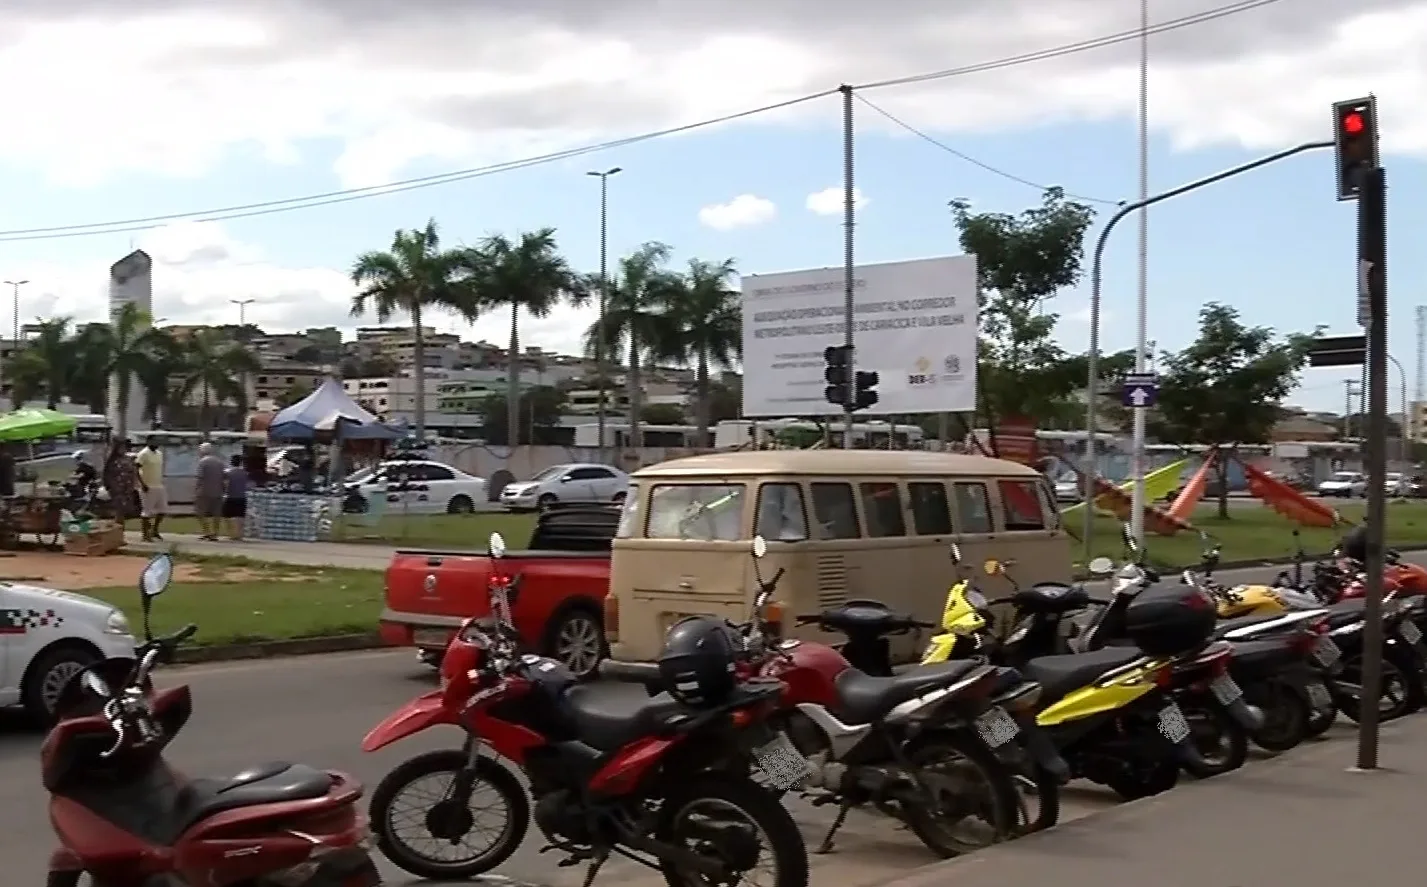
[598,659,663,685]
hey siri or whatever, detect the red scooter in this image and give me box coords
[43,554,377,887]
[362,532,809,887]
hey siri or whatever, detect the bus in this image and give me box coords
[714,418,925,450]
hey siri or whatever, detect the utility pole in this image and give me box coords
[1129,0,1151,544]
[4,279,27,410]
[1344,379,1360,438]
[587,167,622,461]
[840,84,856,449]
[231,298,256,423]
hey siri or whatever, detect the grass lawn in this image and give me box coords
[161,512,540,550]
[82,556,384,646]
[1071,501,1427,569]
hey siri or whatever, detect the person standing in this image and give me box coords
[134,436,167,542]
[194,442,225,541]
[103,441,136,530]
[222,453,249,540]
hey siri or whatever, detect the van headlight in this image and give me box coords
[104,609,132,636]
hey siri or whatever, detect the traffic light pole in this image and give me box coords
[840,84,856,449]
[1356,165,1388,770]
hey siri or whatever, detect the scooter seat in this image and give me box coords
[179,762,332,829]
[833,660,981,725]
[561,684,688,751]
[1023,647,1144,704]
[1325,599,1367,627]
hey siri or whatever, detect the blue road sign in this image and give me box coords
[1121,373,1159,408]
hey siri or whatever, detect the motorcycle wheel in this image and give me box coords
[368,749,529,881]
[1335,646,1423,723]
[900,733,1020,858]
[656,776,808,887]
[1103,759,1179,801]
[1245,681,1309,753]
[1009,765,1062,835]
[1305,700,1338,738]
[1178,699,1248,779]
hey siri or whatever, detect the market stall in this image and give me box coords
[0,408,119,552]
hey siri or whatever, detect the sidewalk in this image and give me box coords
[125,532,393,570]
[882,719,1427,887]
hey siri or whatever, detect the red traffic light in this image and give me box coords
[1342,112,1365,135]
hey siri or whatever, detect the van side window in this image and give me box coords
[755,483,809,541]
[952,482,992,533]
[999,479,1046,531]
[859,482,906,537]
[645,483,745,541]
[1036,480,1061,530]
[615,482,641,538]
[908,482,952,535]
[810,483,860,539]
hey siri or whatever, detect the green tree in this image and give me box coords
[950,189,1128,456]
[1151,303,1311,517]
[350,219,479,439]
[477,386,566,445]
[707,379,742,426]
[173,329,262,429]
[468,228,585,446]
[658,257,741,446]
[66,323,113,413]
[136,330,188,427]
[641,403,686,425]
[274,381,314,408]
[584,242,677,453]
[96,303,162,439]
[7,318,75,408]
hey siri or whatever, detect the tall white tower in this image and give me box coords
[108,250,152,437]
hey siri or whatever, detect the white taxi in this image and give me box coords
[0,582,136,723]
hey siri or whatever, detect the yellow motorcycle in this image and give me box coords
[921,547,1221,813]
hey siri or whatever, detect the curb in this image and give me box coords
[173,633,387,663]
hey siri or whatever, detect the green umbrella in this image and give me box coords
[0,408,79,442]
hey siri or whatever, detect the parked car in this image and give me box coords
[343,459,487,515]
[1053,473,1082,502]
[1317,471,1367,498]
[380,504,619,677]
[1384,472,1415,497]
[498,462,629,511]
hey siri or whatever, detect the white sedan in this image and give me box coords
[344,460,488,515]
[500,463,629,511]
[1317,471,1367,498]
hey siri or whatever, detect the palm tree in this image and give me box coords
[469,228,584,446]
[583,242,677,450]
[137,330,187,427]
[7,318,75,408]
[350,219,480,438]
[66,323,113,413]
[96,302,162,439]
[172,329,262,429]
[658,258,742,447]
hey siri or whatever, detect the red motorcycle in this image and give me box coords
[362,532,810,887]
[44,554,377,887]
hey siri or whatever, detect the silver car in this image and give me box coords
[499,463,629,511]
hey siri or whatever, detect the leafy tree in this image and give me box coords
[1150,303,1311,517]
[706,380,741,425]
[641,403,686,425]
[8,318,75,408]
[172,328,262,429]
[468,228,585,446]
[136,330,189,427]
[292,344,326,364]
[67,323,113,413]
[96,303,163,439]
[477,386,566,446]
[950,189,1132,456]
[275,381,314,408]
[657,257,741,446]
[350,219,480,438]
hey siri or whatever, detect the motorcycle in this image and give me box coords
[44,552,379,887]
[363,532,810,887]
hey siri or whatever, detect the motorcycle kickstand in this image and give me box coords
[815,803,851,854]
[579,847,610,887]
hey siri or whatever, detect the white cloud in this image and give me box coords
[697,194,777,231]
[17,221,600,357]
[0,2,1424,189]
[805,186,868,216]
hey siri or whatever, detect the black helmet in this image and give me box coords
[656,615,740,707]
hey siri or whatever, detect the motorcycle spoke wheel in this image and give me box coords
[902,735,1018,858]
[656,778,806,887]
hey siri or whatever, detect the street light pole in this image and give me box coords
[1129,0,1151,544]
[587,167,622,462]
[4,279,28,409]
[230,298,257,425]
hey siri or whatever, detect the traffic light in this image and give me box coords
[852,370,879,412]
[1333,96,1379,201]
[824,345,850,407]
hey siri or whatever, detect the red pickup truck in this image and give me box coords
[379,505,617,677]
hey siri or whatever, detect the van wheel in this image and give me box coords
[543,605,605,679]
[24,642,100,725]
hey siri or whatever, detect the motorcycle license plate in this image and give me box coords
[1209,675,1244,705]
[1400,621,1423,645]
[1157,702,1192,744]
[413,628,450,648]
[1305,682,1333,710]
[974,706,1020,748]
[1313,636,1342,668]
[752,732,812,791]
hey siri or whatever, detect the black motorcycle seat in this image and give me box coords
[1023,647,1143,704]
[833,660,981,725]
[1011,583,1091,614]
[178,762,332,831]
[561,684,688,751]
[1326,599,1368,627]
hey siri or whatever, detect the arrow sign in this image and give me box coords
[1121,373,1159,409]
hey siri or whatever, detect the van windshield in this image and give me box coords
[645,483,745,541]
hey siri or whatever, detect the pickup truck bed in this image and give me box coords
[380,505,617,677]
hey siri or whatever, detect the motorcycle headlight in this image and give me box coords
[104,609,131,636]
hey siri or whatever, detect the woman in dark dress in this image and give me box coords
[103,440,138,529]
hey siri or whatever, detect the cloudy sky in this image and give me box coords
[1,0,1423,411]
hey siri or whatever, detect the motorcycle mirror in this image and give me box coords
[983,559,1002,576]
[949,543,962,564]
[751,536,768,559]
[489,532,507,558]
[80,670,111,699]
[139,553,172,598]
[1087,556,1115,576]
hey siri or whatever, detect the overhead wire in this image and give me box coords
[0,0,1282,243]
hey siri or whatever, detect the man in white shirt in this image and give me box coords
[134,436,167,542]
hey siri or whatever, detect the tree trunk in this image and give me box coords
[507,302,521,447]
[627,336,642,451]
[1215,458,1231,520]
[115,377,130,441]
[410,303,426,439]
[201,384,212,432]
[695,350,711,448]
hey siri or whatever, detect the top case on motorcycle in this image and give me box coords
[560,684,691,751]
[1022,647,1143,706]
[832,660,981,725]
[1011,583,1091,614]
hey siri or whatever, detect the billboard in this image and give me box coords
[108,250,153,434]
[740,255,978,417]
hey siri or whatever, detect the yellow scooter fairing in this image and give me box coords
[1214,584,1288,619]
[920,579,986,664]
[1035,656,1169,727]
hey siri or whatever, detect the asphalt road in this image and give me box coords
[2,554,1409,887]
